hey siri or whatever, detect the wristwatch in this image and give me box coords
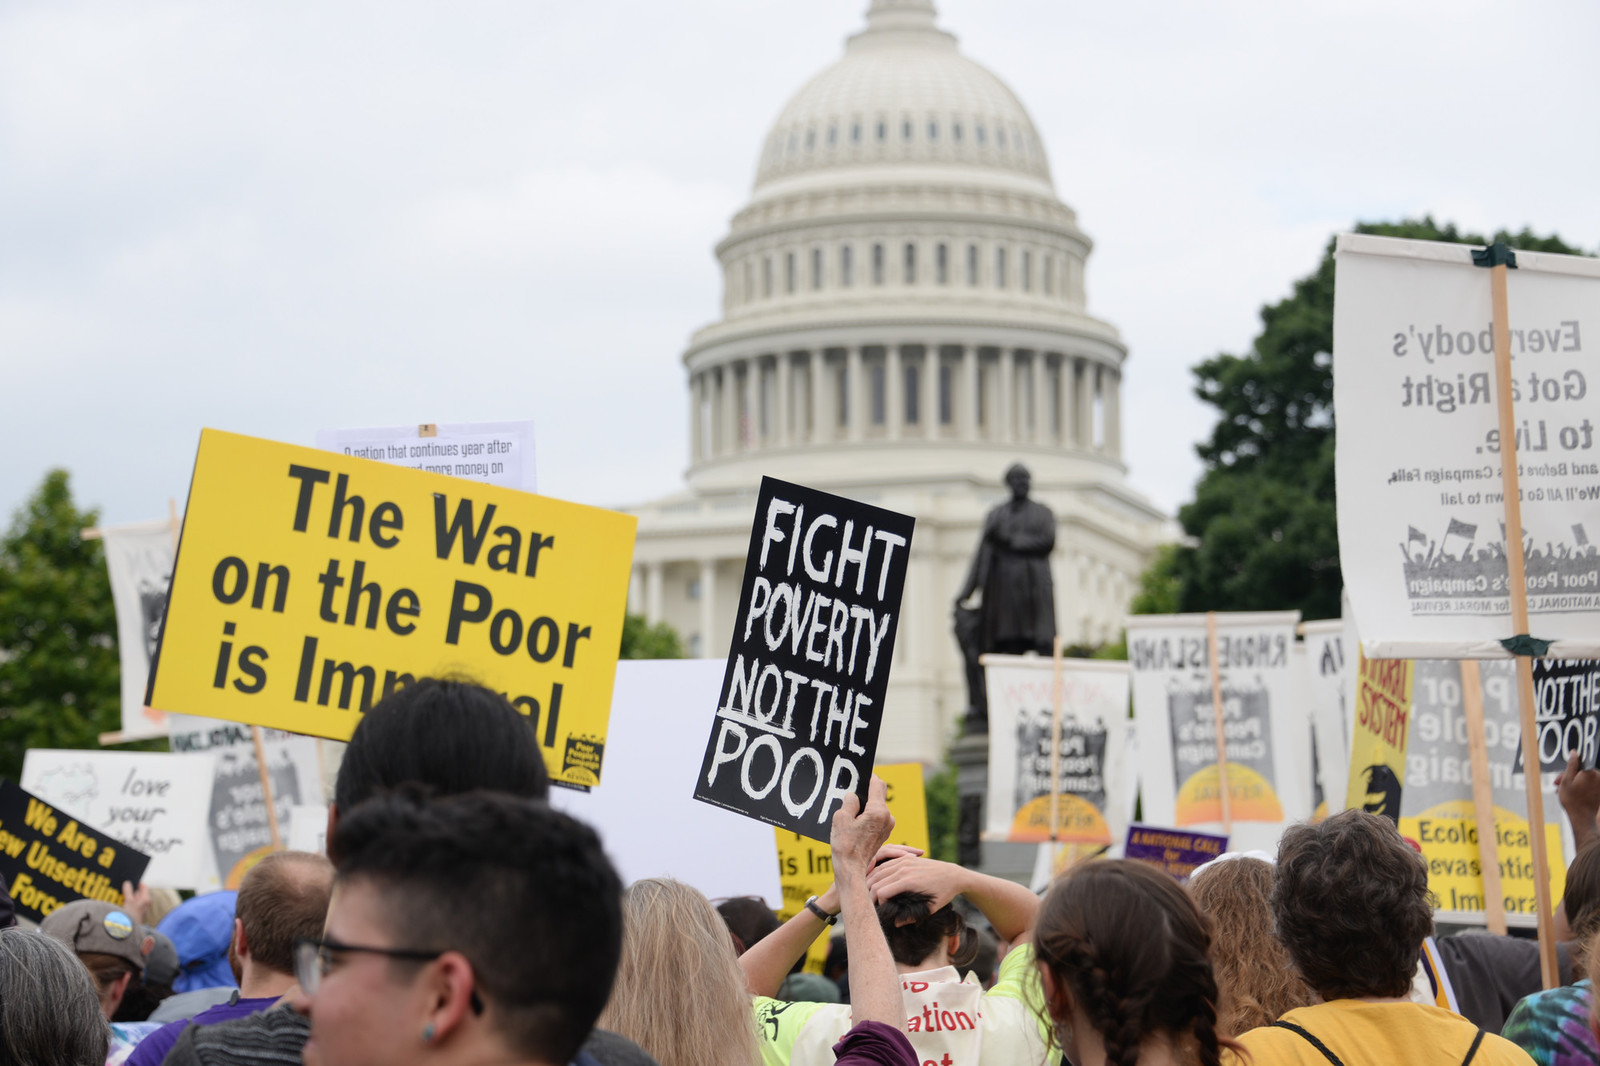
[804,895,839,925]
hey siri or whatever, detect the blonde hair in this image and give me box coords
[598,878,760,1066]
[1188,858,1315,1036]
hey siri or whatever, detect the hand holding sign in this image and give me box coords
[830,775,896,884]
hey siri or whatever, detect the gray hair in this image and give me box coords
[0,928,110,1066]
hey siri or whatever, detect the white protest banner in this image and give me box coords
[21,750,217,890]
[317,422,536,493]
[693,477,915,843]
[1301,620,1351,820]
[99,519,177,740]
[1334,234,1600,659]
[286,805,329,855]
[167,714,324,887]
[1127,612,1309,854]
[552,659,781,905]
[981,655,1133,846]
[1399,659,1570,925]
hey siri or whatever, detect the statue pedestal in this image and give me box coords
[949,730,1048,884]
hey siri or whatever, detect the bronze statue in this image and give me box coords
[953,463,1057,731]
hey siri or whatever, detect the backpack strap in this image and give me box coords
[1460,1029,1486,1066]
[1269,1020,1346,1066]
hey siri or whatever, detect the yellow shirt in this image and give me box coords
[1231,1001,1535,1066]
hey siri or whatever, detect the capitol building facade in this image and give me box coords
[626,0,1171,767]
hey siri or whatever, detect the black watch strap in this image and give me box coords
[804,896,838,925]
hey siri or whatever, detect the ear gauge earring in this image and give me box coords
[421,1023,436,1044]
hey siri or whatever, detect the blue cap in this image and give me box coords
[157,890,239,992]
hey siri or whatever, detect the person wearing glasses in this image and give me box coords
[291,788,622,1066]
[124,852,333,1066]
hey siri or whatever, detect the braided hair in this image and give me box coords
[1033,860,1240,1066]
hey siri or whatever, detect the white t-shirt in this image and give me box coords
[752,943,1051,1066]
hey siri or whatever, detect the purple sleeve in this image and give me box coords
[830,1021,919,1066]
[123,1021,187,1066]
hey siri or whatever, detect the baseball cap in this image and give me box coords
[157,890,239,992]
[145,929,181,988]
[39,900,154,973]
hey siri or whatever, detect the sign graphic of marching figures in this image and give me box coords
[1334,235,1600,658]
[694,478,914,843]
[981,656,1133,845]
[99,519,179,740]
[1127,612,1310,854]
[147,430,636,790]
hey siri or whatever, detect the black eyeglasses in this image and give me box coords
[294,937,485,1014]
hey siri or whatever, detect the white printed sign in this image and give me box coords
[981,656,1134,846]
[1302,619,1351,819]
[286,805,329,855]
[1128,612,1310,854]
[21,750,216,890]
[316,421,536,492]
[167,714,324,888]
[1334,234,1600,658]
[553,659,783,906]
[101,519,177,740]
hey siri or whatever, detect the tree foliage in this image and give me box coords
[1172,218,1588,619]
[619,613,686,659]
[0,471,123,782]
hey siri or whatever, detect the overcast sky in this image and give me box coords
[4,0,1597,530]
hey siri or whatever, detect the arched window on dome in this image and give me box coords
[966,244,978,286]
[811,248,823,290]
[976,123,986,146]
[841,245,854,287]
[952,121,963,143]
[872,243,885,286]
[995,247,1007,288]
[851,121,861,144]
[763,257,773,298]
[936,243,948,285]
[1021,251,1032,292]
[901,118,912,141]
[903,243,916,285]
[785,252,796,294]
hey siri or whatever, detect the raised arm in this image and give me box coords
[832,777,901,1030]
[866,856,1040,945]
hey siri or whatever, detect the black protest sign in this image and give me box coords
[694,477,915,842]
[1514,659,1600,774]
[0,780,151,923]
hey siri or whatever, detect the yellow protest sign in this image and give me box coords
[1344,651,1413,818]
[1400,800,1566,918]
[774,761,930,973]
[148,430,636,789]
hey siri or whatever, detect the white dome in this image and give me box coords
[754,0,1052,190]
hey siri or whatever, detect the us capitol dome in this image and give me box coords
[626,0,1170,765]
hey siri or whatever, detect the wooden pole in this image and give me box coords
[1206,612,1233,833]
[1049,635,1064,844]
[1488,258,1558,987]
[1459,659,1506,935]
[251,726,283,850]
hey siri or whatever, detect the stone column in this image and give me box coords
[775,353,791,447]
[847,345,865,442]
[1054,355,1070,445]
[808,350,823,442]
[998,348,1015,442]
[886,343,902,440]
[922,343,938,438]
[699,559,716,655]
[1030,351,1045,444]
[960,345,978,439]
[722,364,739,455]
[1076,358,1094,449]
[742,358,758,449]
[1105,366,1122,458]
[689,372,703,461]
[645,561,664,625]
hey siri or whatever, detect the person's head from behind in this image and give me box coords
[0,928,109,1066]
[331,678,550,854]
[715,896,780,957]
[876,891,975,973]
[300,790,620,1066]
[1034,860,1233,1066]
[1187,855,1314,1035]
[600,878,759,1066]
[233,851,335,990]
[1273,808,1433,1000]
[1565,842,1600,977]
[39,899,152,1020]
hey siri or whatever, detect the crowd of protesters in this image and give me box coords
[6,678,1600,1066]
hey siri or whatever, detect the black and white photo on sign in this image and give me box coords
[100,519,177,740]
[1333,234,1600,658]
[694,477,914,843]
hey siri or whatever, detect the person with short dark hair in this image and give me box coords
[1236,809,1534,1065]
[125,852,334,1066]
[0,927,110,1066]
[293,789,622,1066]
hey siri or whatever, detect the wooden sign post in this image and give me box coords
[1458,659,1507,936]
[1206,611,1233,833]
[1482,244,1558,986]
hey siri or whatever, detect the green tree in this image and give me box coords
[1173,218,1588,619]
[618,613,685,659]
[0,471,122,782]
